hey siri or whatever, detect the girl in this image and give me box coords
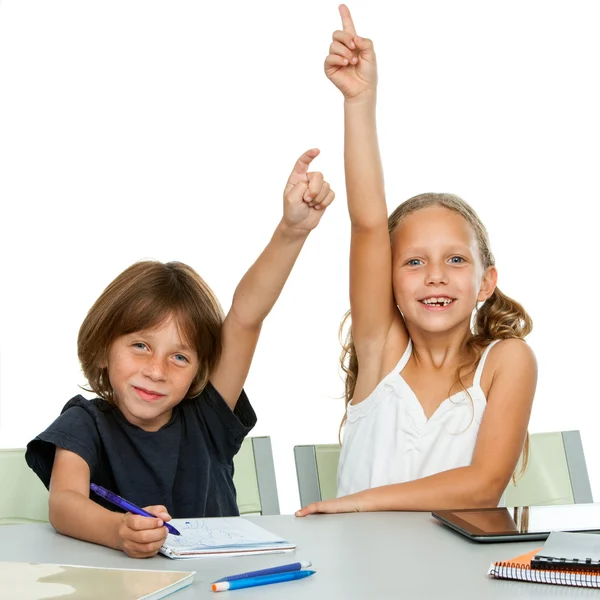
[296,6,537,516]
[27,149,334,557]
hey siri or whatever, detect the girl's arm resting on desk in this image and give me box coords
[211,149,334,410]
[49,448,170,558]
[297,340,537,514]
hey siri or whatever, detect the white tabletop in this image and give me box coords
[1,513,598,599]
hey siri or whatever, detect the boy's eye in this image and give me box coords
[407,259,423,266]
[132,342,148,350]
[449,256,465,264]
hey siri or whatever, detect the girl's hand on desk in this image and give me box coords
[295,494,362,516]
[117,504,170,558]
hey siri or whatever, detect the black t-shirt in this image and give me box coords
[25,382,256,518]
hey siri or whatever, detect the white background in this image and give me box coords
[1,1,599,515]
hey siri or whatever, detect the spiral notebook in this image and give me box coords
[160,517,296,559]
[488,531,600,588]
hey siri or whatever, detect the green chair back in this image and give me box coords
[294,431,593,509]
[294,443,340,506]
[0,448,49,525]
[505,430,593,506]
[233,437,280,515]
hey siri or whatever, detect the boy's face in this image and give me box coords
[105,316,199,431]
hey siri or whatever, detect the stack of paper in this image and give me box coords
[160,517,296,559]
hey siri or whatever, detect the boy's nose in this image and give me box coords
[142,360,167,381]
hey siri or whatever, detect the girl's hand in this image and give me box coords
[295,495,363,516]
[282,149,335,236]
[117,505,170,558]
[325,4,377,100]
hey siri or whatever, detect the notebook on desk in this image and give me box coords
[160,517,296,559]
[488,531,600,588]
[0,561,194,600]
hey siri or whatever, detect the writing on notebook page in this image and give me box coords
[166,518,287,550]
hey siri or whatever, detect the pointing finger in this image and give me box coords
[339,4,357,35]
[286,148,320,188]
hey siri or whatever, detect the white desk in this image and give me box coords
[1,513,597,599]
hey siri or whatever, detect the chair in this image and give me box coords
[294,443,340,507]
[233,436,280,515]
[0,448,49,525]
[1,436,280,525]
[294,431,593,508]
[505,430,593,506]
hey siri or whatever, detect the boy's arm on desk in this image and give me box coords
[49,448,170,558]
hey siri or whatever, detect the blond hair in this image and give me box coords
[78,260,223,404]
[340,193,532,476]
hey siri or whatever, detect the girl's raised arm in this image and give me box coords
[327,5,405,363]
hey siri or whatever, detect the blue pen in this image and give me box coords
[90,483,181,536]
[212,570,315,592]
[213,561,312,583]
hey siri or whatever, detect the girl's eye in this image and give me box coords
[449,256,465,264]
[174,354,189,363]
[133,342,148,350]
[407,259,423,266]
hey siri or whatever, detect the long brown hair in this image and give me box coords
[340,193,532,476]
[78,260,224,404]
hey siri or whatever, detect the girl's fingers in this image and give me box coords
[332,29,355,50]
[329,40,355,62]
[325,54,349,68]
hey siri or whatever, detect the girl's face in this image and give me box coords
[105,316,199,431]
[391,205,496,336]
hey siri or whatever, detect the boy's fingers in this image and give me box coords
[339,4,357,35]
[286,149,320,187]
[312,184,333,207]
[143,505,171,520]
[318,190,336,210]
[305,172,324,200]
[125,513,165,531]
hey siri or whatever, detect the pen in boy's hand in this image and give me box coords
[90,483,181,536]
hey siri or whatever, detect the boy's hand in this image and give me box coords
[282,149,335,236]
[325,4,377,100]
[117,505,170,558]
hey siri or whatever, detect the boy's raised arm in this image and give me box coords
[210,149,334,410]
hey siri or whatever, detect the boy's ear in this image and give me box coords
[478,266,498,302]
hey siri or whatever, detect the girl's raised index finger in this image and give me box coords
[339,4,357,35]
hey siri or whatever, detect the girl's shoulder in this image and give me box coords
[480,338,537,394]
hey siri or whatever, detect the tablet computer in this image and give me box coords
[432,503,600,542]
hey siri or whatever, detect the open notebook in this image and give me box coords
[160,517,296,559]
[0,561,194,600]
[488,531,600,588]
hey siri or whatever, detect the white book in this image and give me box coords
[160,517,296,559]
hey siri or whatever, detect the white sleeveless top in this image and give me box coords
[337,339,501,497]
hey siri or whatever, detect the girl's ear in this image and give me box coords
[478,266,498,302]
